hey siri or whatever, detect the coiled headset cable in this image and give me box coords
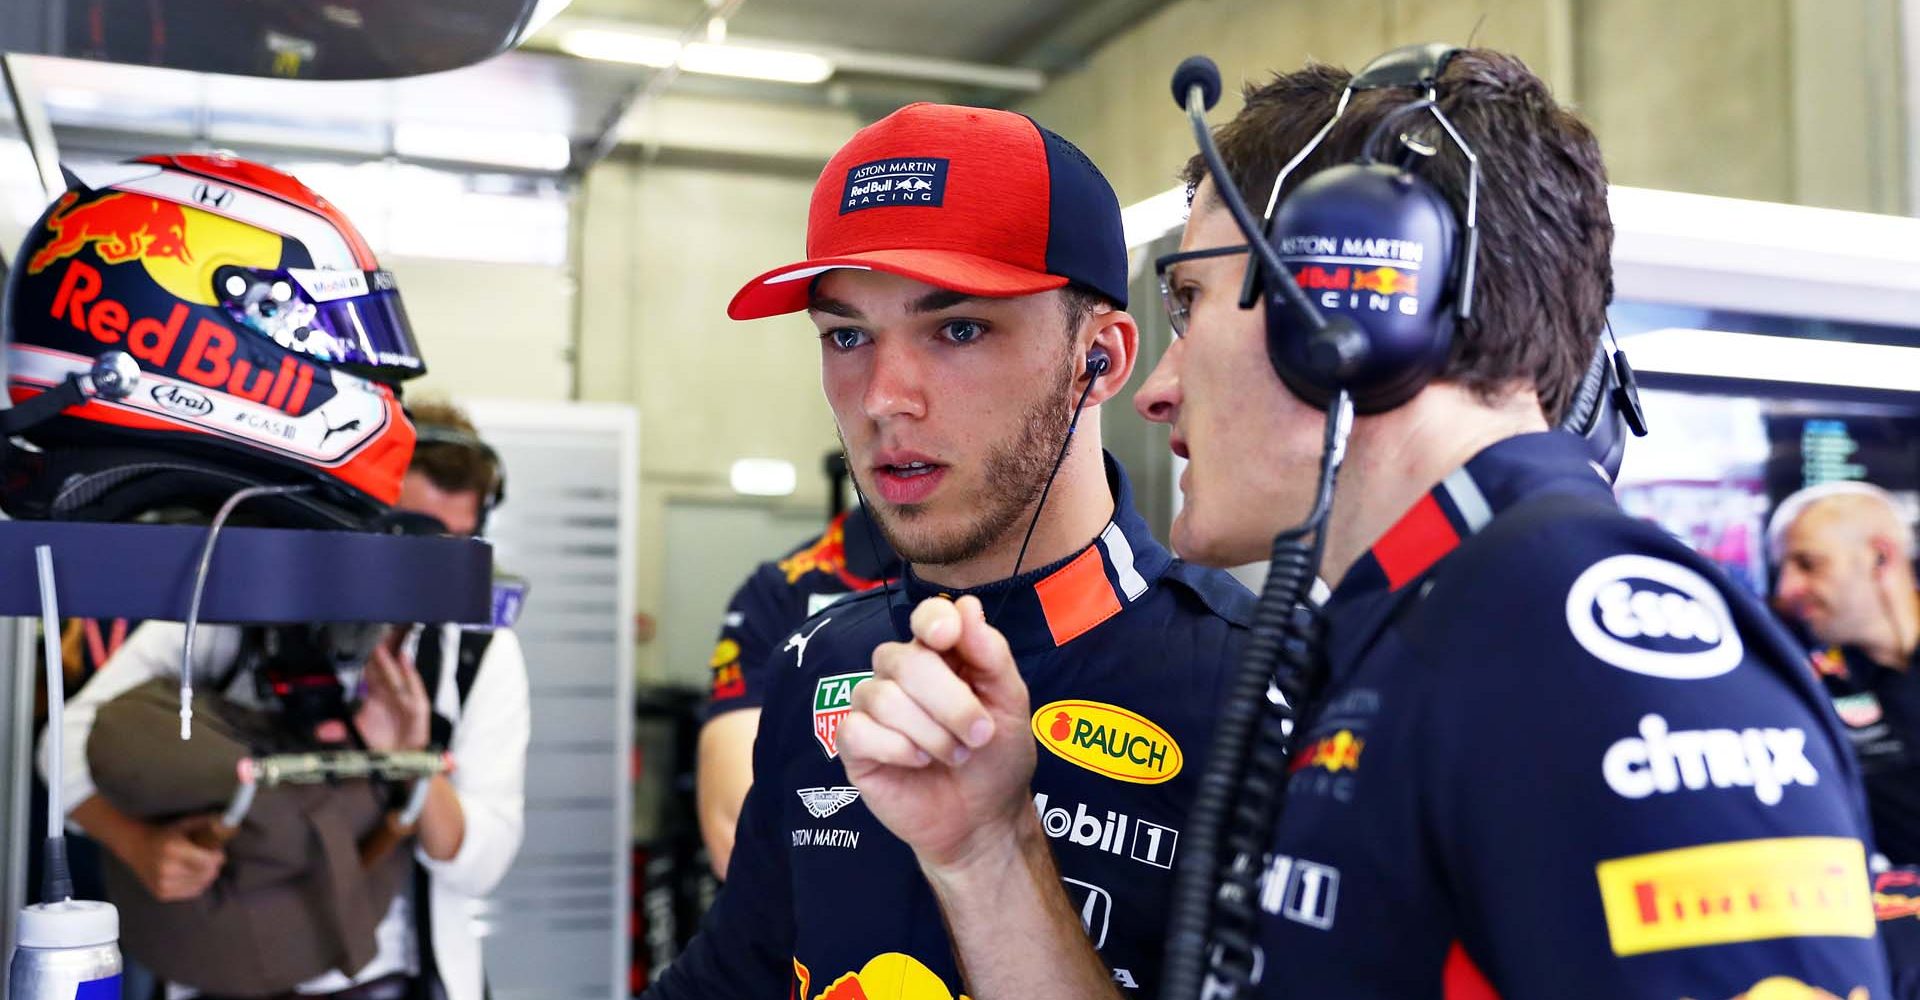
[1161,390,1353,1000]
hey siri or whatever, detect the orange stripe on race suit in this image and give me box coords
[1372,493,1461,591]
[1033,545,1123,646]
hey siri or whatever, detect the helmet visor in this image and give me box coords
[216,266,425,380]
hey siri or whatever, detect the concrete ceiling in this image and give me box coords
[10,0,1182,176]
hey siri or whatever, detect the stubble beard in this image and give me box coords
[850,360,1075,571]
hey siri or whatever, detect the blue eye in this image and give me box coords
[942,320,986,344]
[825,328,870,350]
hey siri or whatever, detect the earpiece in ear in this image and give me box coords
[1086,348,1111,379]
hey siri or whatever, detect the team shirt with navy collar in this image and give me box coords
[647,453,1253,1000]
[1254,432,1887,998]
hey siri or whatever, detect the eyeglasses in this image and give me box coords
[1153,244,1249,338]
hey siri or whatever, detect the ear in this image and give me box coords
[1080,308,1140,409]
[1870,536,1901,574]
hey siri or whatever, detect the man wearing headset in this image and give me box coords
[48,399,529,1000]
[645,103,1253,999]
[835,50,1887,998]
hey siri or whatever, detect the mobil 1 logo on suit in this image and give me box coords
[1031,792,1179,869]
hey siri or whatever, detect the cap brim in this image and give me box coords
[727,249,1068,321]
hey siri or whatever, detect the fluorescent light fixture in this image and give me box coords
[731,458,798,497]
[559,27,834,84]
[557,28,682,66]
[680,42,833,84]
[392,123,571,172]
[1623,327,1920,393]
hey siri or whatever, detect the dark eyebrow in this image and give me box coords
[909,289,981,314]
[807,295,863,319]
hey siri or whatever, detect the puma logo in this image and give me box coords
[321,414,363,446]
[784,618,831,668]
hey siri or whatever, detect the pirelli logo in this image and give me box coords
[1595,836,1874,956]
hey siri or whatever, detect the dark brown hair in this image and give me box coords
[1183,50,1612,423]
[408,398,500,498]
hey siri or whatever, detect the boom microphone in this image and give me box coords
[1171,56,1222,111]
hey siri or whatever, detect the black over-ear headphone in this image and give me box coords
[412,424,507,534]
[1172,45,1646,476]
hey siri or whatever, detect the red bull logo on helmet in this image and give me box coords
[26,192,192,274]
[1031,700,1182,784]
[46,259,317,415]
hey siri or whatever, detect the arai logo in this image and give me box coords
[1565,554,1743,680]
[150,383,213,417]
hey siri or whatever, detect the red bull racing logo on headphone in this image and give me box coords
[1282,233,1427,317]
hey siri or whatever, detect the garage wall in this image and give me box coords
[1020,0,1908,214]
[392,255,577,403]
[574,152,856,683]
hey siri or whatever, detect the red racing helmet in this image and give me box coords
[1,154,421,527]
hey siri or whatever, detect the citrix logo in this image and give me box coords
[1602,713,1817,806]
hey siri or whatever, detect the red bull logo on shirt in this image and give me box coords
[1031,700,1182,784]
[1705,977,1869,1000]
[1290,730,1364,775]
[793,953,971,1000]
[709,639,745,700]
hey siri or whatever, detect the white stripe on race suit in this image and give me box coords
[1441,466,1494,533]
[1100,522,1149,601]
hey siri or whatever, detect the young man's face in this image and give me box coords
[1134,185,1327,567]
[810,268,1079,568]
[398,469,484,537]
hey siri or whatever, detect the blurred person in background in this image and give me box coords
[695,485,897,880]
[1771,481,1920,863]
[47,400,529,1000]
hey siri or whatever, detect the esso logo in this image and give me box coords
[1565,554,1743,680]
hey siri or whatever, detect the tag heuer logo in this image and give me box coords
[813,671,871,758]
[798,786,861,818]
[840,157,949,214]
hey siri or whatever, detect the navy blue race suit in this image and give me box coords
[1253,432,1888,998]
[650,455,1253,999]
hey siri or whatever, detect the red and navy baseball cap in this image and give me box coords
[728,103,1127,320]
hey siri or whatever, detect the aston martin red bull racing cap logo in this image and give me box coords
[840,158,948,214]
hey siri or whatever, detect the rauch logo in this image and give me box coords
[1031,700,1183,784]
